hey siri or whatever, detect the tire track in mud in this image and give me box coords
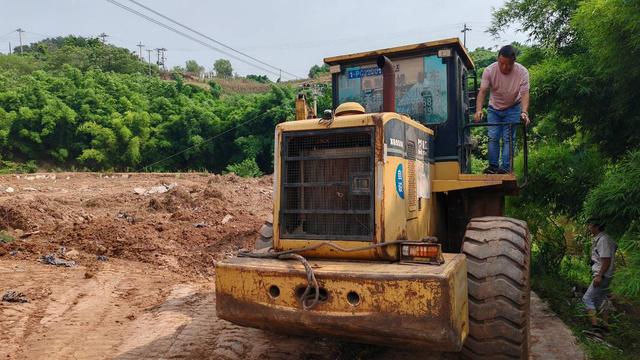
[1,260,341,360]
[116,282,339,360]
[1,259,586,359]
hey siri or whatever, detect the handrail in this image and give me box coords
[462,121,528,188]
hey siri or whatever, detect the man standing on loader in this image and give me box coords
[473,45,530,174]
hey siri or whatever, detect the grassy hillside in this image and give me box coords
[0,36,300,175]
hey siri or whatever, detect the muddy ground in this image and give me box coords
[0,173,585,359]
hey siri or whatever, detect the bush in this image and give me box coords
[509,143,604,274]
[0,160,37,174]
[583,150,640,238]
[513,142,604,217]
[510,201,568,274]
[0,47,296,173]
[0,231,14,243]
[225,158,262,178]
[582,149,640,302]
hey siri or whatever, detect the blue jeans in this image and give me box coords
[488,104,521,170]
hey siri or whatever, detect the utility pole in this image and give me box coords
[136,41,144,60]
[461,23,472,48]
[310,84,322,118]
[16,28,25,54]
[8,41,11,55]
[99,32,108,44]
[146,49,153,76]
[155,47,166,71]
[155,48,161,69]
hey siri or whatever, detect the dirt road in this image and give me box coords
[0,173,585,359]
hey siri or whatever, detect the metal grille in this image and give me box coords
[280,127,375,240]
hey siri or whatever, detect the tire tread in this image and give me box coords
[462,217,531,360]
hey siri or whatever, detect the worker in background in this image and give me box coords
[473,45,530,174]
[582,218,617,333]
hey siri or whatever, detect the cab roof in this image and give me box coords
[323,37,474,70]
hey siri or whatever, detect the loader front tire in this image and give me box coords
[461,217,531,360]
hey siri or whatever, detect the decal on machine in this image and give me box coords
[390,138,404,147]
[417,137,428,158]
[395,164,405,199]
[384,119,432,162]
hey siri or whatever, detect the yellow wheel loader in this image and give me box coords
[215,38,531,359]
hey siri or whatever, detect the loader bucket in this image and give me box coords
[215,253,468,351]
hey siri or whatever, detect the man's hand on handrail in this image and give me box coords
[520,112,530,127]
[473,110,484,123]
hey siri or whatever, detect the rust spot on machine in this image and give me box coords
[215,254,468,351]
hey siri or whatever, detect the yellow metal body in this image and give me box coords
[215,35,518,352]
[272,112,513,259]
[215,112,515,350]
[273,112,434,260]
[216,254,468,350]
[432,161,516,192]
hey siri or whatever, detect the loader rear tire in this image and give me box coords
[461,217,531,360]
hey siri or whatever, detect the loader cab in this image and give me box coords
[324,38,475,173]
[323,39,525,253]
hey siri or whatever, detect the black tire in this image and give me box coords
[461,216,531,360]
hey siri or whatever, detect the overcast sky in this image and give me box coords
[0,0,527,80]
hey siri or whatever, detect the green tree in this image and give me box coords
[489,0,581,50]
[185,59,204,75]
[246,74,270,83]
[469,47,496,70]
[491,2,640,347]
[213,59,233,78]
[308,64,329,78]
[0,33,300,175]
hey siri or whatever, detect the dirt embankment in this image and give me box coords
[0,173,585,359]
[0,172,272,276]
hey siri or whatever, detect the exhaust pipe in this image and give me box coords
[376,55,396,113]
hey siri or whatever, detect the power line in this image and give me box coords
[0,30,16,40]
[24,30,54,39]
[125,0,301,79]
[238,22,473,52]
[105,0,291,79]
[106,0,284,78]
[138,114,262,171]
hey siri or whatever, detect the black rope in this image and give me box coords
[278,253,319,310]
